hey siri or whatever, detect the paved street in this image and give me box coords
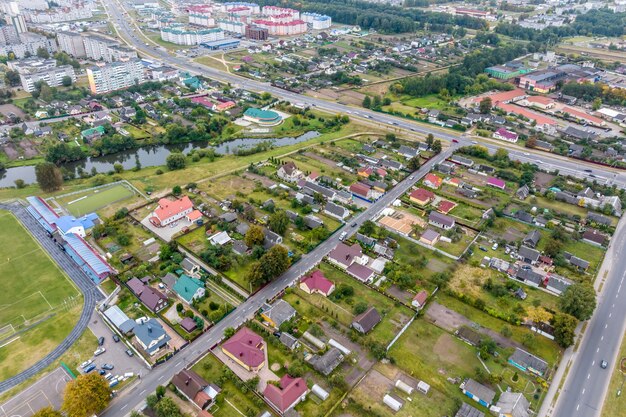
[99,142,456,416]
[0,203,103,393]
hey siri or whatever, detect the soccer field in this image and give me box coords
[57,184,135,216]
[0,211,81,379]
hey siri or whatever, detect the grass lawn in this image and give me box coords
[0,210,83,380]
[437,293,561,365]
[120,124,151,140]
[392,232,455,282]
[401,94,455,111]
[192,353,270,417]
[55,183,136,216]
[177,226,207,254]
[602,331,626,416]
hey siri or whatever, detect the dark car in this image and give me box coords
[125,349,134,357]
[452,139,459,143]
[101,363,114,370]
[479,246,487,252]
[112,334,120,343]
[99,369,106,375]
[98,336,105,346]
[351,223,357,227]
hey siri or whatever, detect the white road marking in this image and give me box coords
[587,373,590,379]
[582,388,585,395]
[609,313,612,318]
[605,324,608,329]
[121,405,128,410]
[158,375,164,381]
[140,389,146,395]
[597,348,600,352]
[577,404,580,411]
[593,361,596,366]
[601,336,604,341]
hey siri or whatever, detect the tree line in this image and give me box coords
[253,0,487,33]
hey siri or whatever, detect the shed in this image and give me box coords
[395,379,414,394]
[417,380,430,395]
[328,339,351,355]
[302,331,326,349]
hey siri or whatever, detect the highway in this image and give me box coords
[0,203,103,393]
[100,141,456,416]
[102,0,626,189]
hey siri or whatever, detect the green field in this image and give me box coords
[57,184,136,216]
[0,211,82,380]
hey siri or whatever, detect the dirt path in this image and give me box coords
[426,302,524,350]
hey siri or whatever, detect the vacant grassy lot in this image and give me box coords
[56,183,136,216]
[0,211,82,380]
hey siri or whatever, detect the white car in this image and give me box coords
[94,347,106,356]
[80,359,93,369]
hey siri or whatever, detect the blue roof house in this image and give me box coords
[133,318,171,356]
[56,213,100,237]
[173,274,206,304]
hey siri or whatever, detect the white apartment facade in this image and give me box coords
[87,59,145,94]
[160,27,224,45]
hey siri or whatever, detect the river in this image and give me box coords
[0,131,320,188]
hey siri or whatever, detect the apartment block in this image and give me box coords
[82,35,137,62]
[160,27,224,45]
[87,59,145,94]
[57,31,86,58]
[10,58,76,92]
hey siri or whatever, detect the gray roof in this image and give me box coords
[133,319,170,354]
[262,300,296,327]
[509,348,548,375]
[309,347,344,375]
[356,233,376,246]
[161,272,178,289]
[496,392,529,417]
[181,258,197,272]
[104,305,135,334]
[518,245,540,262]
[569,255,590,270]
[450,155,474,167]
[515,210,534,223]
[516,185,530,200]
[455,403,485,417]
[279,332,299,350]
[352,306,381,333]
[429,211,455,228]
[303,181,335,199]
[219,212,238,223]
[397,145,419,158]
[546,274,572,293]
[233,240,249,255]
[235,222,250,235]
[304,215,323,229]
[587,212,611,225]
[523,230,541,247]
[462,379,495,404]
[515,268,543,285]
[325,201,349,218]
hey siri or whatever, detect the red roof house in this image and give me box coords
[300,270,335,296]
[350,182,372,200]
[409,188,434,206]
[221,327,265,371]
[423,173,443,189]
[437,200,456,214]
[263,375,309,414]
[412,290,429,309]
[487,177,506,190]
[151,196,194,227]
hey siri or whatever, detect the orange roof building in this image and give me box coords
[151,196,194,227]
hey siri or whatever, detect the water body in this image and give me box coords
[0,131,320,188]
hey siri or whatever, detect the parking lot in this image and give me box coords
[140,214,194,242]
[78,312,145,379]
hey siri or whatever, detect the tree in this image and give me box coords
[559,283,596,320]
[592,97,602,111]
[431,139,442,154]
[362,95,371,108]
[32,407,63,417]
[552,312,578,348]
[113,163,124,173]
[263,245,290,278]
[407,156,421,170]
[62,76,72,87]
[14,179,25,189]
[360,220,376,235]
[154,397,182,417]
[36,47,50,59]
[527,306,552,324]
[4,70,20,87]
[479,97,493,114]
[35,162,63,192]
[353,301,368,314]
[62,373,110,417]
[172,185,182,196]
[245,225,265,247]
[156,385,166,399]
[224,327,236,338]
[166,153,186,170]
[268,210,290,235]
[426,133,434,149]
[39,84,54,102]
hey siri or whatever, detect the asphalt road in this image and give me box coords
[0,203,103,393]
[102,0,626,191]
[99,142,456,416]
[552,216,626,417]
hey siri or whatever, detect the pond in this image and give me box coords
[0,131,320,188]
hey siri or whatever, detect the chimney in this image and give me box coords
[185,378,190,386]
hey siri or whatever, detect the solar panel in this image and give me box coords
[63,233,113,277]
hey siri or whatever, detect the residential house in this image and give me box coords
[150,196,194,227]
[324,201,349,220]
[209,230,232,246]
[181,258,200,276]
[411,290,429,309]
[327,242,365,269]
[508,348,548,377]
[455,403,485,417]
[263,375,309,415]
[308,347,344,376]
[219,212,238,223]
[461,378,496,408]
[173,274,206,304]
[103,305,135,335]
[260,300,296,328]
[300,270,334,296]
[410,188,434,206]
[582,229,607,246]
[264,228,283,249]
[516,185,530,200]
[171,369,221,410]
[545,274,572,295]
[127,277,168,313]
[279,333,300,350]
[350,182,373,201]
[522,230,541,248]
[493,128,519,143]
[518,246,541,265]
[587,212,612,226]
[277,162,304,183]
[565,253,590,271]
[232,240,249,255]
[437,161,456,175]
[133,318,171,356]
[423,173,443,189]
[487,177,506,190]
[495,392,529,417]
[450,155,474,168]
[396,145,419,159]
[420,229,440,246]
[356,233,376,247]
[351,306,381,334]
[221,327,265,371]
[515,210,534,224]
[429,211,455,230]
[346,263,376,283]
[515,268,543,287]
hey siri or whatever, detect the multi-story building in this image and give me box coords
[217,19,246,35]
[251,19,307,36]
[301,12,331,30]
[3,13,26,33]
[0,22,19,44]
[87,59,145,94]
[57,31,86,58]
[160,26,224,45]
[0,31,55,58]
[24,6,92,23]
[245,25,268,40]
[262,5,299,19]
[189,13,215,27]
[220,2,261,14]
[12,58,76,92]
[83,35,138,62]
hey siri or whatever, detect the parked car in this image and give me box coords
[601,360,608,369]
[80,360,93,369]
[94,347,106,356]
[98,336,105,346]
[112,334,120,343]
[99,369,106,376]
[125,349,134,357]
[101,363,114,370]
[84,364,96,373]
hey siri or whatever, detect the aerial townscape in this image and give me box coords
[0,0,626,417]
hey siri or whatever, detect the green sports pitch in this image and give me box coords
[0,211,81,378]
[56,184,136,216]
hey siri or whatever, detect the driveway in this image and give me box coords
[140,215,194,242]
[212,343,278,391]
